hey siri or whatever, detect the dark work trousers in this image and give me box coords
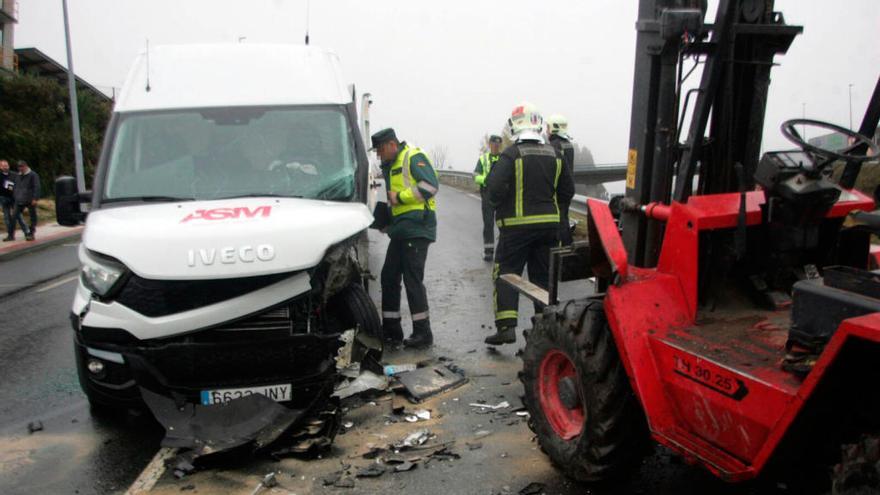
[11,203,34,236]
[559,206,573,246]
[1,197,14,238]
[480,189,495,252]
[381,237,431,325]
[493,227,558,329]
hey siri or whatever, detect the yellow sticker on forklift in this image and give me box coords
[626,149,637,189]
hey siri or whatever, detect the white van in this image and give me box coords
[56,44,381,412]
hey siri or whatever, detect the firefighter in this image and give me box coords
[473,134,503,261]
[485,103,575,345]
[546,114,575,246]
[371,128,439,349]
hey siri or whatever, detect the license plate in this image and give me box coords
[200,383,291,405]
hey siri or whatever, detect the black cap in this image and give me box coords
[370,128,397,150]
[489,135,502,144]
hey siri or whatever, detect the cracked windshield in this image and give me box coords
[104,107,356,201]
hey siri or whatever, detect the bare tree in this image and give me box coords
[430,145,449,170]
[574,144,595,166]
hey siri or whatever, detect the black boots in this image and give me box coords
[484,325,516,345]
[383,319,404,344]
[404,319,433,349]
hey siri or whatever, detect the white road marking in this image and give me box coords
[125,447,179,494]
[35,275,79,293]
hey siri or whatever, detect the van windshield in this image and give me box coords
[102,106,357,202]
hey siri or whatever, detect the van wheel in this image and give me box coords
[326,283,383,357]
[519,299,649,482]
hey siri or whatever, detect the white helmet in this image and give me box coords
[507,102,543,136]
[546,114,571,139]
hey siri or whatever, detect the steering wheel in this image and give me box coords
[781,118,879,166]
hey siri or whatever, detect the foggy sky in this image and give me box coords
[14,0,880,171]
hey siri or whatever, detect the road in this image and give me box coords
[0,187,816,494]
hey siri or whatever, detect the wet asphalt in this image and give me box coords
[0,187,824,494]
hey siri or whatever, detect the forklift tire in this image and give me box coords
[520,299,649,482]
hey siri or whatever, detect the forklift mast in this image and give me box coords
[622,0,801,267]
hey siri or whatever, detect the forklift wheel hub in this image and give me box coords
[538,350,585,440]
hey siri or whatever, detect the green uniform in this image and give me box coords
[380,143,439,241]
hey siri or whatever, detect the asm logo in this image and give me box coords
[181,206,272,223]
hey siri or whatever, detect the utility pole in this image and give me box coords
[62,0,85,193]
[848,83,854,130]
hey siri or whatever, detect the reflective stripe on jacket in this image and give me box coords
[389,145,437,217]
[486,141,575,229]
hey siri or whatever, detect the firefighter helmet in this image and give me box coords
[508,102,543,136]
[546,114,571,139]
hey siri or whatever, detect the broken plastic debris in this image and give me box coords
[516,411,530,417]
[332,370,389,399]
[343,421,354,429]
[404,415,419,423]
[249,472,278,495]
[383,363,417,376]
[519,481,547,495]
[415,409,431,420]
[26,421,43,434]
[394,461,417,472]
[469,401,510,410]
[356,464,385,478]
[396,429,432,448]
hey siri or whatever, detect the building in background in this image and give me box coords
[15,47,112,104]
[0,0,17,74]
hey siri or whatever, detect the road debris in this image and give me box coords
[518,482,547,495]
[27,420,43,434]
[469,401,510,410]
[396,365,467,402]
[466,441,483,450]
[394,461,417,472]
[396,429,433,449]
[249,472,278,495]
[333,370,389,400]
[356,464,386,478]
[383,363,417,376]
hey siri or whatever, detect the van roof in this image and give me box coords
[115,44,352,112]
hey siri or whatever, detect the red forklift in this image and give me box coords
[506,0,880,491]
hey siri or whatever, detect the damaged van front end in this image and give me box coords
[61,44,383,457]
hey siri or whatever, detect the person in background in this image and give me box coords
[0,160,17,242]
[12,160,40,241]
[473,135,503,261]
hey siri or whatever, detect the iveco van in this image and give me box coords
[56,44,381,415]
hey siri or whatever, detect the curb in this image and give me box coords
[0,227,83,262]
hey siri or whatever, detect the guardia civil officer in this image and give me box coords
[546,114,575,245]
[484,104,575,345]
[372,128,439,349]
[473,135,503,261]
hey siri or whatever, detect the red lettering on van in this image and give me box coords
[180,206,272,223]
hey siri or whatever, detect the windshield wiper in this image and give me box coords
[103,195,195,203]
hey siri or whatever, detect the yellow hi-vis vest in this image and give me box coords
[479,152,494,176]
[389,145,437,217]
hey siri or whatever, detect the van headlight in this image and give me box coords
[79,246,126,296]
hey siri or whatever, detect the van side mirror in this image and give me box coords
[55,176,90,226]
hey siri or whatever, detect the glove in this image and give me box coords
[474,175,486,186]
